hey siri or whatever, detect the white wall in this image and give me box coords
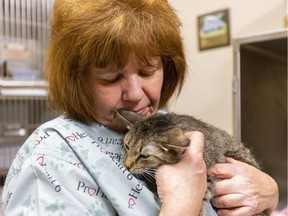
[168,0,286,135]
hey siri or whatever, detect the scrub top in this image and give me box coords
[2,115,217,216]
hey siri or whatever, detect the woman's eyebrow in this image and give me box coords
[140,60,162,68]
[93,66,121,73]
[91,68,122,78]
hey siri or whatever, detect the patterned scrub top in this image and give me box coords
[2,115,217,216]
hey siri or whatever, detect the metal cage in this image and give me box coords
[0,80,58,176]
[0,0,55,179]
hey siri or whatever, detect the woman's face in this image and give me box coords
[89,55,163,132]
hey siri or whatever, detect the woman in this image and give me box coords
[2,0,278,215]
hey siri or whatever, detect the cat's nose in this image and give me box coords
[124,158,133,170]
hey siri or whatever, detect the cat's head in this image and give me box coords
[116,109,190,174]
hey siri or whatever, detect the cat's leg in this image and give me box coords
[205,175,218,200]
[198,202,205,216]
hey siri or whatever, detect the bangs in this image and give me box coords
[77,2,180,69]
[90,28,163,69]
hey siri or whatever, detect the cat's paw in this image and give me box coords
[205,176,218,200]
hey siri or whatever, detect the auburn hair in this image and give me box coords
[45,0,187,123]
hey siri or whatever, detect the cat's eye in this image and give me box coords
[124,143,129,150]
[140,154,149,159]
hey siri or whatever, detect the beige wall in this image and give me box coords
[168,0,286,135]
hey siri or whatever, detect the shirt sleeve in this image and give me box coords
[2,150,116,216]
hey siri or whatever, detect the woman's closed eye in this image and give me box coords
[103,74,123,84]
[101,70,158,84]
[138,69,157,78]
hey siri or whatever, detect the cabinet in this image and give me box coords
[233,29,287,209]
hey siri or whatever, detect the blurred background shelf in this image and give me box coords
[0,0,56,182]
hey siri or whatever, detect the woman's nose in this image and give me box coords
[122,75,144,102]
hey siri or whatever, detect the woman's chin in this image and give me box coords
[105,118,129,133]
[108,123,128,133]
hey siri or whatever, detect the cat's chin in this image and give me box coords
[128,167,157,176]
[128,169,144,175]
[130,169,158,193]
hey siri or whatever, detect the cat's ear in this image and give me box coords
[142,142,164,155]
[165,128,190,148]
[115,109,145,126]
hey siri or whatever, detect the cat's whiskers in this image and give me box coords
[150,168,166,175]
[133,173,144,179]
[144,170,156,179]
[142,173,154,183]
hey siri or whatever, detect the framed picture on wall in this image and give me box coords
[197,9,231,51]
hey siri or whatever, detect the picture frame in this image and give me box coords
[197,9,231,51]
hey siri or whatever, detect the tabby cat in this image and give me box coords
[116,109,267,216]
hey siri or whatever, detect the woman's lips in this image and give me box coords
[135,106,150,116]
[115,106,151,117]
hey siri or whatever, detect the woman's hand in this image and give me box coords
[156,131,207,216]
[208,157,279,216]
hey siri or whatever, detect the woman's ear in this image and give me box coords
[115,109,145,127]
